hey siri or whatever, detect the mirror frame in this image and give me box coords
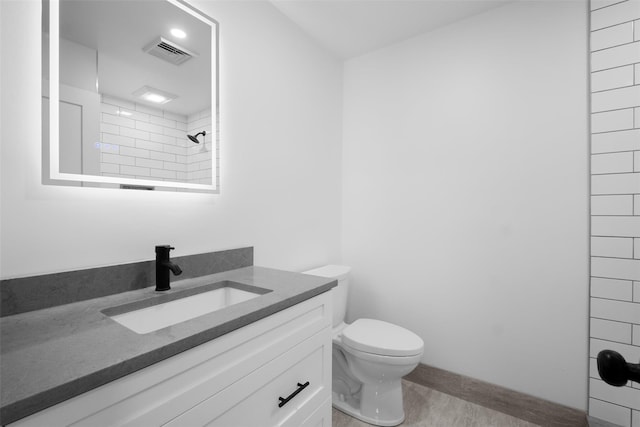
[44,0,219,192]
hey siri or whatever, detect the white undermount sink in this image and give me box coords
[103,281,271,334]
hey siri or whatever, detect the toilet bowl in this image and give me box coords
[303,266,424,427]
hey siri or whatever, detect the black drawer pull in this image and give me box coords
[278,381,309,408]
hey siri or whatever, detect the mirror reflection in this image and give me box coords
[43,0,218,192]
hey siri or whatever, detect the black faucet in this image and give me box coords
[155,245,182,291]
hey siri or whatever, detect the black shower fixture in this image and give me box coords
[187,131,206,144]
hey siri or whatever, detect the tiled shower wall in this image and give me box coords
[99,95,212,185]
[589,1,640,425]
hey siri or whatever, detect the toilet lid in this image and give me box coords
[342,319,424,357]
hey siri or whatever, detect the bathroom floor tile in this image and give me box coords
[331,380,540,427]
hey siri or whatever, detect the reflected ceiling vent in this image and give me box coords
[143,37,198,66]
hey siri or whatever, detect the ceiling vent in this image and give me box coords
[143,37,198,66]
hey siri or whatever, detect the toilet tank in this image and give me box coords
[303,265,351,328]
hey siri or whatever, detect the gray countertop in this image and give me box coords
[0,266,336,425]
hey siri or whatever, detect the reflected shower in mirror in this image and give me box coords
[42,0,218,192]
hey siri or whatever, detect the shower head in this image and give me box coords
[187,131,206,144]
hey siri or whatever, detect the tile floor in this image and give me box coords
[332,380,540,427]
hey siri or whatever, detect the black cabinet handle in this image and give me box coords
[278,381,309,408]
[597,350,640,386]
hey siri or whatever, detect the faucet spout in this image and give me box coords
[155,245,182,291]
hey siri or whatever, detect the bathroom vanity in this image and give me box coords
[0,265,335,426]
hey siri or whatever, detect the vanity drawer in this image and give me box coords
[165,325,331,426]
[9,292,332,427]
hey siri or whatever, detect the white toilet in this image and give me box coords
[304,265,424,427]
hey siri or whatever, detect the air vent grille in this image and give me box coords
[143,37,198,66]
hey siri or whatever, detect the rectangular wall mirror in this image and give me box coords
[42,0,218,192]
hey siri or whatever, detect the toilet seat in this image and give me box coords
[342,319,423,357]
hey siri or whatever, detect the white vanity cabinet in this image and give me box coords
[10,292,333,427]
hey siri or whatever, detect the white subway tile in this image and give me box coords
[101,153,134,166]
[636,195,640,215]
[120,146,150,159]
[592,65,635,92]
[592,22,634,51]
[633,410,639,427]
[592,109,635,132]
[149,151,176,162]
[591,216,640,237]
[102,95,135,111]
[589,397,632,427]
[120,165,150,177]
[635,238,640,258]
[101,133,135,148]
[135,139,164,152]
[591,378,640,410]
[136,121,164,135]
[100,122,119,135]
[592,1,640,30]
[100,162,119,174]
[636,107,640,128]
[134,103,163,116]
[592,256,640,280]
[592,42,640,71]
[102,113,134,129]
[592,317,633,344]
[175,154,187,164]
[163,111,187,122]
[163,162,187,172]
[149,133,176,145]
[592,152,635,173]
[149,168,177,179]
[149,115,176,128]
[592,236,634,257]
[190,152,210,163]
[119,127,149,140]
[176,171,189,181]
[637,19,640,41]
[592,85,640,113]
[592,129,640,153]
[636,64,640,83]
[101,103,119,115]
[633,325,640,344]
[163,144,187,156]
[635,282,640,301]
[592,297,640,325]
[635,152,640,172]
[591,337,640,360]
[591,173,640,194]
[98,142,119,154]
[175,121,187,131]
[591,0,628,11]
[164,127,187,139]
[135,158,163,169]
[592,195,635,215]
[590,357,599,379]
[122,109,149,123]
[592,277,634,300]
[187,162,200,172]
[188,117,211,131]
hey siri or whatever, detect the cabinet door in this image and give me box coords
[164,326,331,427]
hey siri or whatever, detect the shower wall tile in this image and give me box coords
[590,2,640,423]
[591,152,634,173]
[592,129,640,153]
[591,195,634,215]
[591,277,634,301]
[589,398,632,427]
[591,236,634,257]
[98,95,211,185]
[591,22,634,51]
[591,0,640,31]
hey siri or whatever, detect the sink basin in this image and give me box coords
[102,281,271,334]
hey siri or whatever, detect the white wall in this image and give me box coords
[0,0,343,278]
[342,1,589,410]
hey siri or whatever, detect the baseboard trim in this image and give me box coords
[404,363,587,427]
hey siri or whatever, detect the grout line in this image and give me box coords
[592,62,640,75]
[590,0,629,12]
[592,19,640,34]
[592,106,637,115]
[591,39,639,54]
[592,84,636,94]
